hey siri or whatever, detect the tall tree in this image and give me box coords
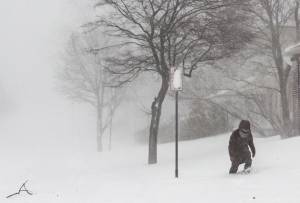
[59,33,121,151]
[86,0,252,163]
[293,0,300,135]
[295,0,300,41]
[244,0,296,137]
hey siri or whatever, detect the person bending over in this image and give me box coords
[228,120,256,174]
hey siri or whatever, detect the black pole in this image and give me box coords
[175,91,179,178]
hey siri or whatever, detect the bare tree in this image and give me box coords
[181,59,273,136]
[199,0,300,138]
[295,0,300,41]
[293,0,300,136]
[59,33,122,151]
[164,0,300,139]
[85,0,252,164]
[241,0,300,137]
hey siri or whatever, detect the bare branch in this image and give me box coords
[6,180,33,198]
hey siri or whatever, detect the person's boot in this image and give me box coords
[243,159,252,174]
[229,162,239,174]
[243,167,251,174]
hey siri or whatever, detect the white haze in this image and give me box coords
[0,0,156,156]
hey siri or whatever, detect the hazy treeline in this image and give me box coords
[59,0,300,164]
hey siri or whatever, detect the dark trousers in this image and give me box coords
[229,156,252,174]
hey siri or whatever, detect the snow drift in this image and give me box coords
[1,133,300,203]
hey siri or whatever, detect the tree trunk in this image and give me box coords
[280,85,291,138]
[108,104,113,151]
[298,60,300,135]
[148,76,169,164]
[97,105,103,152]
[295,2,300,136]
[295,1,300,41]
[272,37,292,137]
[278,68,292,138]
[96,83,105,152]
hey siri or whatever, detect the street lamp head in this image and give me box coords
[170,66,183,91]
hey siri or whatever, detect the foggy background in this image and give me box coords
[1,0,297,158]
[2,1,300,202]
[0,0,158,155]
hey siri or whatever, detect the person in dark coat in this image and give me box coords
[228,120,256,174]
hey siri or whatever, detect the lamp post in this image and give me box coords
[284,43,300,135]
[170,67,183,178]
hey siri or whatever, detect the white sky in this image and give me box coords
[0,0,152,152]
[0,0,91,109]
[0,0,101,150]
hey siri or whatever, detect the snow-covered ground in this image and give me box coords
[1,132,300,203]
[2,1,299,202]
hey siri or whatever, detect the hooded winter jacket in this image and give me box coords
[228,129,256,163]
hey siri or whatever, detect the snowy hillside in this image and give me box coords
[1,134,300,203]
